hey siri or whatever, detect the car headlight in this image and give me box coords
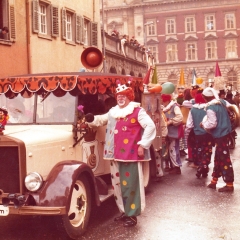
[25,172,43,192]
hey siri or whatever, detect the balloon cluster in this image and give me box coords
[147,82,175,94]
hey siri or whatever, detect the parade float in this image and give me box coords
[0,47,169,239]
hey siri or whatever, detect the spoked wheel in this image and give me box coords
[62,175,92,239]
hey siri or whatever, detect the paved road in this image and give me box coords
[1,129,240,240]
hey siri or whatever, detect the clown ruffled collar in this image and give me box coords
[110,101,140,119]
[204,99,222,110]
[192,103,206,109]
[162,100,176,113]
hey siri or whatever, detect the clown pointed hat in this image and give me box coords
[213,62,225,91]
[215,62,222,77]
[150,66,158,85]
[178,68,185,87]
[143,67,153,85]
[192,68,197,86]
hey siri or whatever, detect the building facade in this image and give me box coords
[0,0,101,78]
[101,0,240,91]
[0,0,146,78]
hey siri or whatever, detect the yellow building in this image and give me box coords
[0,0,101,78]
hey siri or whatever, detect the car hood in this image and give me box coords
[4,125,73,145]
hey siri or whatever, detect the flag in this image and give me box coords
[179,68,185,86]
[215,62,222,77]
[192,68,197,86]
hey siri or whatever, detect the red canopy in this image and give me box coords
[0,72,143,98]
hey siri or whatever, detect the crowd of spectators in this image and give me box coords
[218,89,240,107]
[110,29,154,59]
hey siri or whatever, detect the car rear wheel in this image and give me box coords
[62,175,91,239]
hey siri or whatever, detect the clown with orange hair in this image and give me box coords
[85,80,156,227]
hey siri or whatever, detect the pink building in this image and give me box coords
[102,0,240,91]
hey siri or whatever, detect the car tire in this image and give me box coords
[62,175,92,239]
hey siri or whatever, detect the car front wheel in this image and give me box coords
[62,175,92,239]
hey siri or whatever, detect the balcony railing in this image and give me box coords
[103,32,152,64]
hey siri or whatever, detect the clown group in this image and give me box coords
[162,74,235,192]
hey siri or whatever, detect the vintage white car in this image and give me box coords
[0,71,164,239]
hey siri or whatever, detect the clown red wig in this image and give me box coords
[115,87,135,101]
[190,86,199,98]
[194,88,205,104]
[161,94,172,102]
[195,93,206,104]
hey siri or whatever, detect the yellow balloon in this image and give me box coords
[196,78,203,84]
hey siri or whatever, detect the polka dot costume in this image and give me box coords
[211,135,234,183]
[114,107,142,161]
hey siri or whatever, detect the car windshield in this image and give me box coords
[0,92,76,124]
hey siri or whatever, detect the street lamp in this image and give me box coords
[101,0,106,73]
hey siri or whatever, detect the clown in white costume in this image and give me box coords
[85,81,156,227]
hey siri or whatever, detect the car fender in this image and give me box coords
[32,160,100,209]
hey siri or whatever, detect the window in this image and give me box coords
[39,3,47,34]
[186,43,197,61]
[205,15,215,31]
[206,41,216,59]
[226,39,237,58]
[62,8,77,43]
[0,0,16,41]
[148,46,157,61]
[166,19,175,34]
[83,18,90,45]
[1,95,35,124]
[62,10,98,46]
[147,21,155,36]
[166,44,177,62]
[32,0,59,37]
[227,71,237,90]
[185,16,195,33]
[66,13,73,41]
[36,92,76,123]
[225,13,236,29]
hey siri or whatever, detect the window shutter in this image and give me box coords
[76,15,81,44]
[61,8,66,40]
[32,0,39,33]
[80,16,84,44]
[9,5,16,40]
[51,6,59,37]
[91,22,98,47]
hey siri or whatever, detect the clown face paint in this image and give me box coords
[117,95,130,108]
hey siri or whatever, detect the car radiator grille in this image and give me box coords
[0,146,20,193]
